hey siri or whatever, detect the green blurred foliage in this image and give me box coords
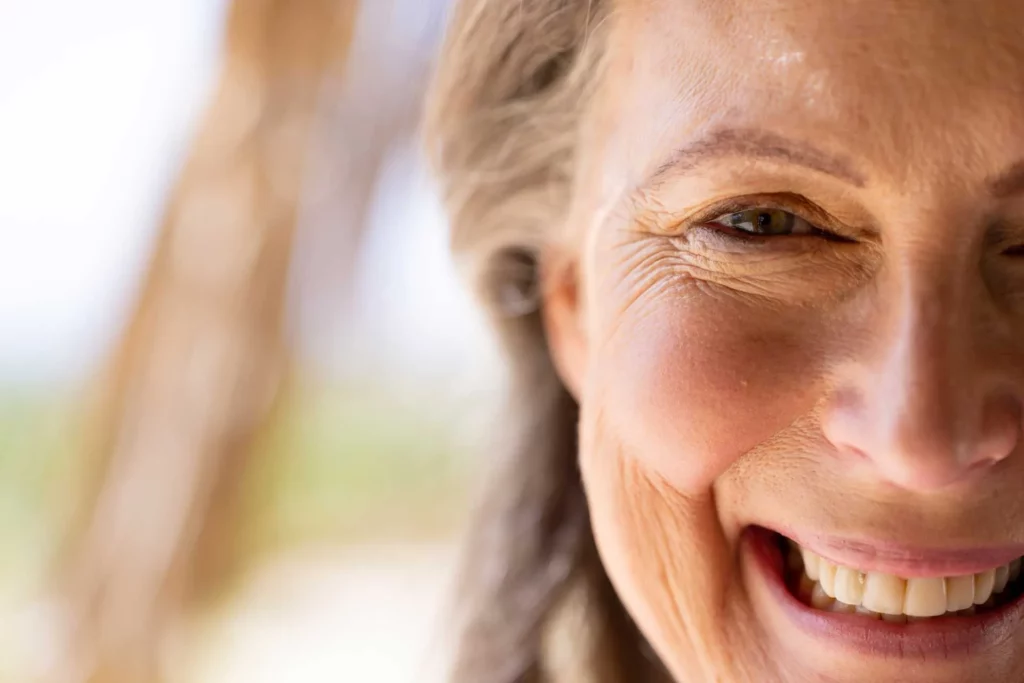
[0,393,76,604]
[241,383,471,559]
[0,382,471,605]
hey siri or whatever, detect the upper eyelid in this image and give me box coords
[630,189,873,241]
[686,194,839,233]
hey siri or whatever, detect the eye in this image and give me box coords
[708,208,823,237]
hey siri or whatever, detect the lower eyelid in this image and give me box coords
[689,224,778,251]
[699,222,799,241]
[688,225,856,258]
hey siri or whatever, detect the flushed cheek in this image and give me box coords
[588,292,827,493]
[578,360,781,682]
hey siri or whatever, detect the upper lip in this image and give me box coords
[772,527,1024,578]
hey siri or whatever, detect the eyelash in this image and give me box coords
[687,193,853,244]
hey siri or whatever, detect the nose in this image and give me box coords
[822,269,1021,492]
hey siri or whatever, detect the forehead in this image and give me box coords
[598,0,1024,191]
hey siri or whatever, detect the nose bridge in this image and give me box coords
[880,260,971,458]
[824,246,1019,491]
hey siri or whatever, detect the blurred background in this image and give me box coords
[0,1,501,681]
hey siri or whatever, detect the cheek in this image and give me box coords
[588,293,827,493]
[576,291,824,680]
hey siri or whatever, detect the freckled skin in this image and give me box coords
[544,0,1024,680]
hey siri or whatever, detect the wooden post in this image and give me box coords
[54,2,359,681]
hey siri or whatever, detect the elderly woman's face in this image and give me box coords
[544,0,1024,680]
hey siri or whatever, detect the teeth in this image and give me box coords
[995,565,1010,593]
[945,574,975,612]
[789,542,1022,620]
[819,560,837,598]
[801,549,820,581]
[833,566,865,606]
[855,605,881,619]
[903,577,946,617]
[810,582,834,610]
[830,601,856,614]
[974,569,996,605]
[862,572,906,615]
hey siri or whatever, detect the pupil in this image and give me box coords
[757,212,772,229]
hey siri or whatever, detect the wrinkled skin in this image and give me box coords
[543,0,1024,680]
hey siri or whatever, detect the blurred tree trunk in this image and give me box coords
[55,1,359,681]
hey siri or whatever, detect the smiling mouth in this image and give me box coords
[780,535,1024,621]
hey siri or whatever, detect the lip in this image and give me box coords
[744,526,1024,659]
[770,525,1024,578]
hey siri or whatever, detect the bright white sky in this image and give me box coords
[0,0,229,385]
[0,0,493,390]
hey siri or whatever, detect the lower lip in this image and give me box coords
[744,526,1024,659]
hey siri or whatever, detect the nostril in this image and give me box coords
[971,394,1022,467]
[821,387,1018,491]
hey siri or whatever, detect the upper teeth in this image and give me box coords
[791,542,1023,619]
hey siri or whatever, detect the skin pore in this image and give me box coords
[542,0,1024,680]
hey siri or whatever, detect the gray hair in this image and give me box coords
[425,1,672,681]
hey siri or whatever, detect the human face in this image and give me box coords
[543,0,1024,680]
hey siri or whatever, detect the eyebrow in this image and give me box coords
[649,127,867,188]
